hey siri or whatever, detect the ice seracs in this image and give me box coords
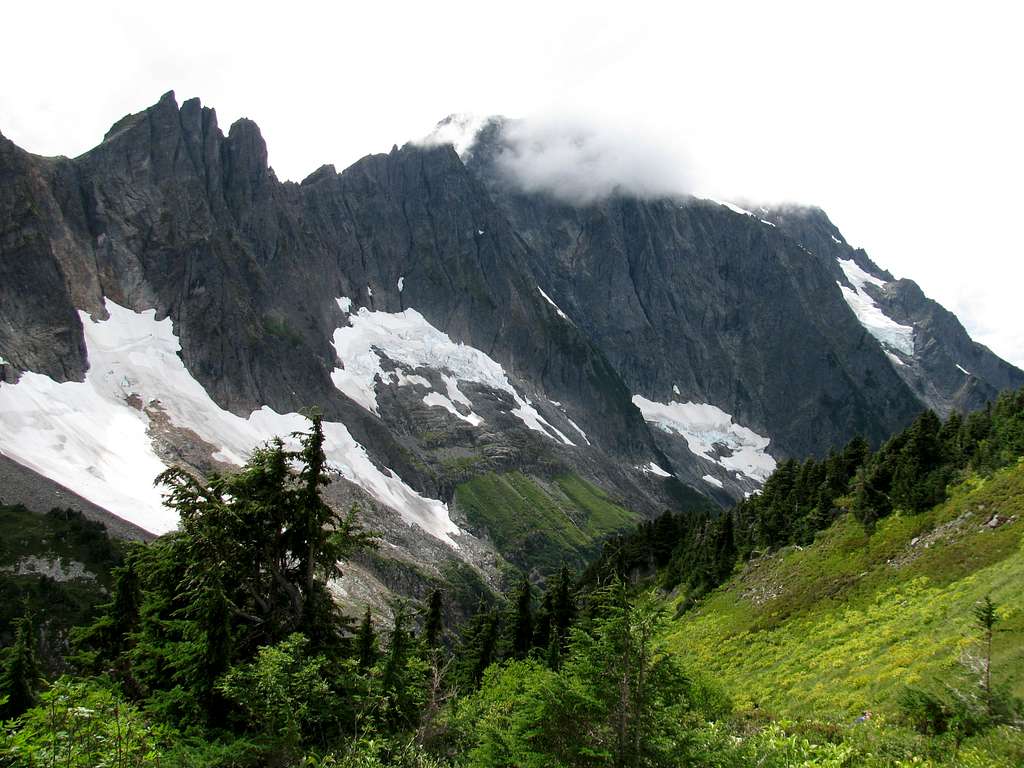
[836,257,915,356]
[0,300,462,545]
[632,395,777,483]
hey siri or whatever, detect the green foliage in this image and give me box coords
[117,417,377,725]
[2,677,169,767]
[357,607,378,670]
[447,581,694,768]
[376,606,429,731]
[508,577,533,660]
[424,590,443,649]
[454,472,638,571]
[587,387,1024,612]
[5,396,1024,767]
[0,614,41,719]
[219,633,346,760]
[665,460,1024,722]
[0,505,124,672]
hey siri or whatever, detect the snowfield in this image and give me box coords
[632,395,777,483]
[0,300,462,545]
[836,257,915,356]
[331,299,574,445]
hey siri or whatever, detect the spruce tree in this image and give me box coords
[357,607,377,669]
[379,605,423,728]
[0,614,41,719]
[465,610,500,687]
[552,565,576,646]
[532,590,554,654]
[108,558,142,653]
[424,589,443,649]
[510,577,533,659]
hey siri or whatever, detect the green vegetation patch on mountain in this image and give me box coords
[665,460,1024,720]
[453,472,639,572]
[0,504,124,671]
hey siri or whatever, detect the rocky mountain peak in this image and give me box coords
[1,93,1022,612]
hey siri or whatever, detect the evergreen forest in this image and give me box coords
[3,389,1024,767]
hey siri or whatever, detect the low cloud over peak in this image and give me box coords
[421,113,696,205]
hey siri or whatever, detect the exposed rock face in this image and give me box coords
[462,120,1022,464]
[0,96,1021,611]
[762,204,1023,418]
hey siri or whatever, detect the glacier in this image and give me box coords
[331,298,573,445]
[836,257,915,356]
[0,300,462,544]
[632,395,777,483]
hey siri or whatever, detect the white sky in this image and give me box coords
[3,1,1021,367]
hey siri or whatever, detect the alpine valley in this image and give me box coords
[1,93,1022,615]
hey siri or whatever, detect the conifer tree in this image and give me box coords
[357,606,377,669]
[545,630,561,671]
[424,589,443,649]
[379,605,424,728]
[552,565,576,646]
[0,614,41,719]
[510,577,534,659]
[108,558,142,653]
[461,609,500,688]
[974,595,999,716]
[533,589,554,654]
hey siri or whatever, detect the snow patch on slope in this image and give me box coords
[0,300,461,545]
[707,198,756,217]
[564,416,590,446]
[422,392,483,426]
[537,286,570,321]
[886,351,908,368]
[702,474,724,489]
[836,257,915,356]
[632,395,777,483]
[331,299,573,445]
[643,462,672,478]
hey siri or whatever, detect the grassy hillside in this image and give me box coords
[665,460,1024,720]
[454,472,639,573]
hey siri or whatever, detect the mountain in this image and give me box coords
[0,94,1021,611]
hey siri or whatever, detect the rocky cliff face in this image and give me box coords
[1,95,1021,611]
[459,117,1023,486]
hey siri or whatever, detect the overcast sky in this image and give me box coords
[3,1,1021,367]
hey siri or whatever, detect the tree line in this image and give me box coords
[582,387,1024,604]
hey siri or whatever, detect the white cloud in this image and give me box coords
[487,115,694,204]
